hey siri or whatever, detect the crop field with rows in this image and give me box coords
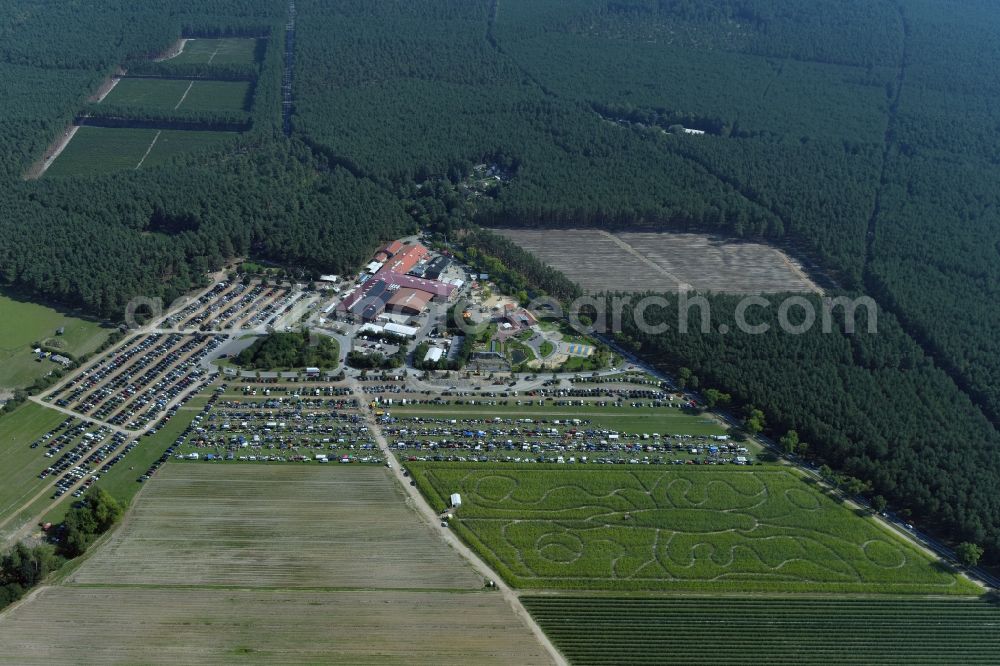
[46,127,238,176]
[102,79,251,112]
[0,460,554,664]
[409,465,979,594]
[71,463,483,589]
[170,38,261,65]
[522,596,1000,665]
[0,587,552,665]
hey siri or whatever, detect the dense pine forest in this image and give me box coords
[1,0,999,559]
[0,0,410,316]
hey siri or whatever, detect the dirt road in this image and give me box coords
[347,377,567,666]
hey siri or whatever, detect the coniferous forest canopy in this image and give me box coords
[1,0,999,560]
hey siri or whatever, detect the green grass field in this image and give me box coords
[46,127,157,175]
[0,293,108,388]
[170,38,260,65]
[0,403,70,524]
[524,597,1000,665]
[97,395,210,507]
[47,127,238,176]
[409,465,980,595]
[138,130,238,168]
[389,402,727,435]
[103,79,251,112]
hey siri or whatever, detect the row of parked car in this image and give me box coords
[40,426,112,479]
[50,333,164,408]
[166,281,231,329]
[111,337,224,430]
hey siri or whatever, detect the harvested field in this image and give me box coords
[0,461,554,664]
[71,464,484,589]
[495,228,821,294]
[0,587,551,665]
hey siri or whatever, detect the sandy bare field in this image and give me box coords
[0,587,551,665]
[496,228,821,294]
[0,463,554,664]
[71,464,484,589]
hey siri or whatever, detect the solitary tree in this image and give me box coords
[745,408,766,436]
[704,388,731,408]
[779,429,800,454]
[955,542,984,567]
[872,495,888,514]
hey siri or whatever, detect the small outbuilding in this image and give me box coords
[450,493,462,508]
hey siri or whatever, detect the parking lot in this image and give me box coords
[167,379,386,465]
[164,280,307,333]
[356,377,751,465]
[44,332,222,431]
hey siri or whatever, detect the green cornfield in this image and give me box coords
[523,596,1000,665]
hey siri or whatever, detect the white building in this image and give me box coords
[384,322,419,338]
[424,347,444,363]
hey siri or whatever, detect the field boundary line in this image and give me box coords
[348,377,567,666]
[174,81,195,110]
[135,130,162,169]
[599,231,692,291]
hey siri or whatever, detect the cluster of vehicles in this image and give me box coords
[168,281,296,332]
[383,413,750,465]
[50,333,169,409]
[30,417,89,451]
[46,333,222,432]
[47,431,133,499]
[161,383,384,464]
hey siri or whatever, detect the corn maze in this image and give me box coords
[411,465,979,594]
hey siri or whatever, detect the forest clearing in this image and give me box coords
[169,37,261,65]
[495,228,821,295]
[101,79,252,113]
[45,127,239,176]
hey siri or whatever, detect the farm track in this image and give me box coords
[0,462,558,664]
[24,125,79,180]
[173,81,194,110]
[134,130,161,169]
[348,377,568,666]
